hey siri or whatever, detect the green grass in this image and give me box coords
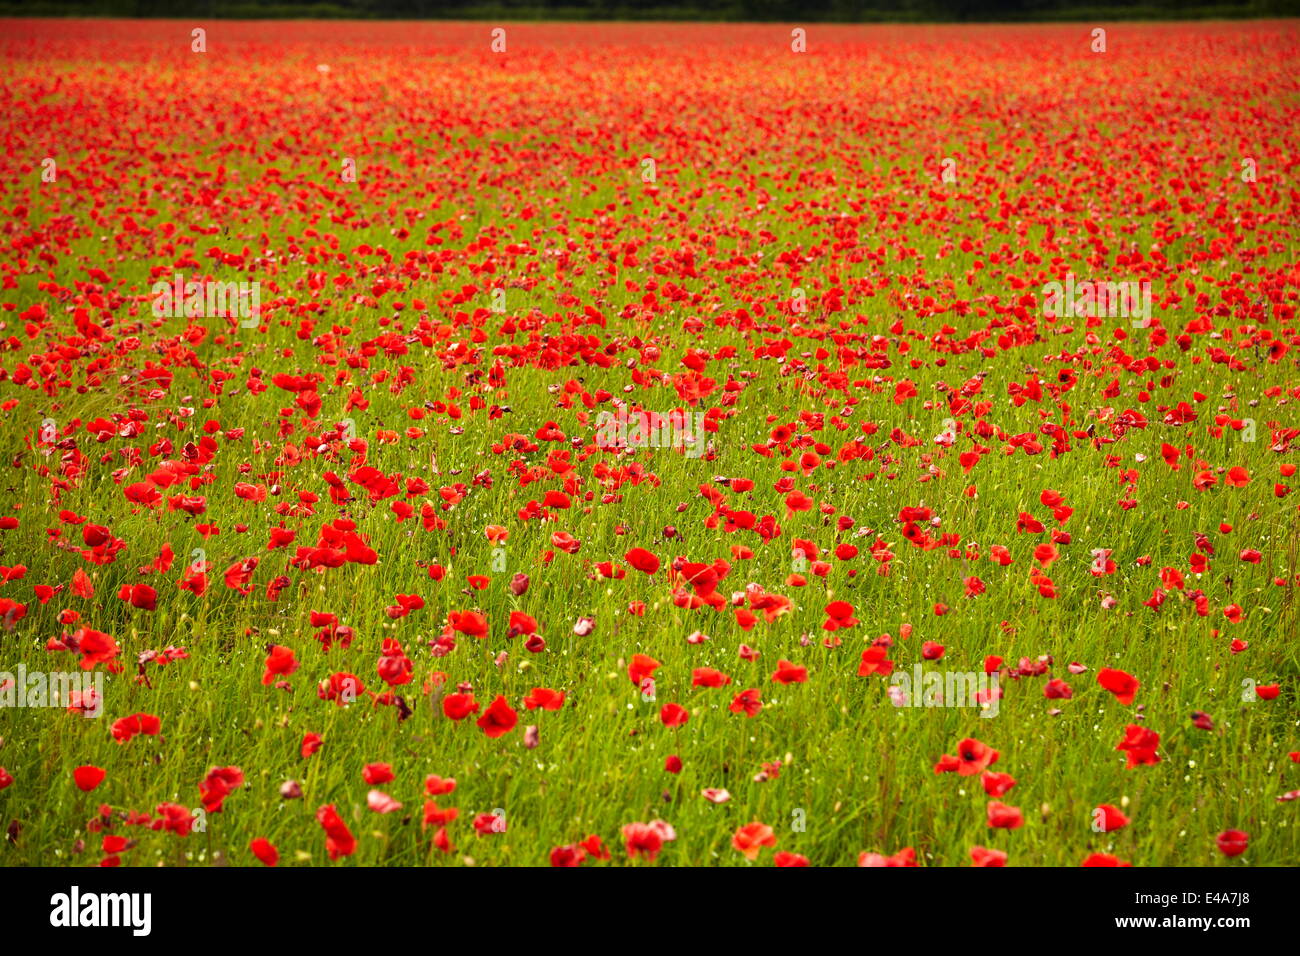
[1,290,1295,865]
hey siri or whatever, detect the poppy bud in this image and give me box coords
[509,573,529,596]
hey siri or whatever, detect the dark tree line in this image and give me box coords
[4,0,1296,20]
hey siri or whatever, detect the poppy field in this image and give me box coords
[0,18,1298,868]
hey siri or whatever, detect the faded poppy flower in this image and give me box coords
[731,821,777,860]
[622,822,665,862]
[858,847,917,867]
[970,846,1007,867]
[987,802,1024,829]
[367,790,403,814]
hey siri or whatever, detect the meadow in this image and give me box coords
[0,18,1297,867]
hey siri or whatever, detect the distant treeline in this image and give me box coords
[2,0,1297,21]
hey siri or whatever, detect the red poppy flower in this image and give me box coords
[1093,804,1129,832]
[625,547,661,574]
[980,772,1016,797]
[1097,668,1140,705]
[1081,853,1131,867]
[659,702,689,727]
[111,713,161,744]
[249,837,278,866]
[424,774,456,796]
[691,667,732,688]
[117,583,157,611]
[443,693,481,721]
[449,610,488,638]
[628,653,661,687]
[550,844,586,867]
[262,644,298,685]
[73,765,105,792]
[199,766,245,813]
[823,600,858,631]
[523,686,565,710]
[76,628,121,670]
[1215,830,1249,857]
[729,688,763,717]
[476,695,518,738]
[955,738,1000,776]
[986,801,1024,829]
[316,804,357,860]
[857,645,894,677]
[771,659,807,684]
[1115,724,1161,768]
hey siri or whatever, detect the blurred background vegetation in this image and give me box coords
[2,0,1296,22]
